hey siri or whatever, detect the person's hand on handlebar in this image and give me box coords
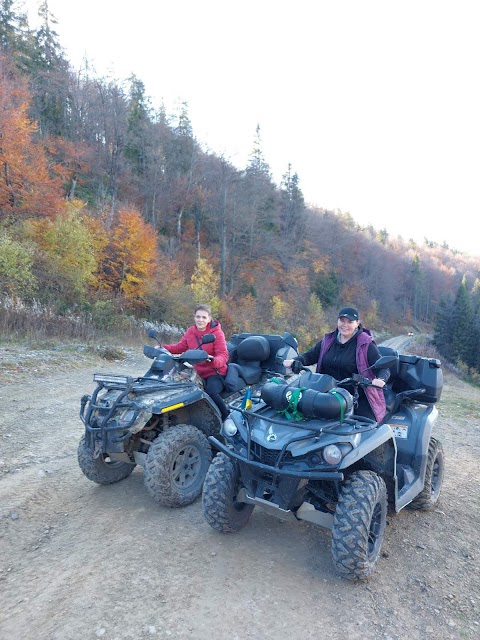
[283,359,303,374]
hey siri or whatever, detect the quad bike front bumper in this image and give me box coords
[80,380,152,454]
[209,436,338,528]
[208,436,344,481]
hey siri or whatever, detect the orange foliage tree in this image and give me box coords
[45,136,92,201]
[0,54,64,220]
[100,208,159,309]
[146,253,193,326]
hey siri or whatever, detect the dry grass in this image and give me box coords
[439,370,480,420]
[0,297,183,354]
[0,343,106,383]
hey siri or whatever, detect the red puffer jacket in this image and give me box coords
[162,319,229,379]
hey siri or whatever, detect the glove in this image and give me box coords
[291,360,303,374]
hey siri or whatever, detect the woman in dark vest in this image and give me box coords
[283,306,390,422]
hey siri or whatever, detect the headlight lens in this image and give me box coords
[222,417,238,437]
[322,444,343,465]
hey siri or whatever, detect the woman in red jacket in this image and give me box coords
[163,304,230,419]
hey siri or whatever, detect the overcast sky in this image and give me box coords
[24,0,480,256]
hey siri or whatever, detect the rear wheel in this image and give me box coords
[331,470,387,580]
[77,435,136,484]
[409,437,444,510]
[143,424,212,507]
[202,453,254,533]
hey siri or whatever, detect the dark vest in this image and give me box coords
[316,329,386,422]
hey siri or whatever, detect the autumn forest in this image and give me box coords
[1,1,480,372]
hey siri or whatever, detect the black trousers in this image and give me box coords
[204,374,230,420]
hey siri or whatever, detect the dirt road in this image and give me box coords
[0,342,479,640]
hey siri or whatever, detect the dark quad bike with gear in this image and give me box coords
[78,329,298,508]
[202,346,445,580]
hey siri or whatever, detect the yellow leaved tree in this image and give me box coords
[24,201,98,304]
[190,256,220,315]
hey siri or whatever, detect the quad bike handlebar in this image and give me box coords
[290,353,398,377]
[143,330,216,365]
[143,344,211,365]
[337,374,426,404]
[281,358,428,424]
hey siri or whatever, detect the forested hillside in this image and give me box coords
[1,1,480,363]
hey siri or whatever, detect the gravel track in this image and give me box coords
[0,340,479,640]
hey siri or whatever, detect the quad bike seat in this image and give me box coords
[226,335,271,389]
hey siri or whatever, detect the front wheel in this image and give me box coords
[202,453,254,533]
[143,424,212,508]
[409,437,444,511]
[77,435,136,485]
[331,470,387,580]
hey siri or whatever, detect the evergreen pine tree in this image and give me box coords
[451,276,474,366]
[0,0,36,74]
[470,279,480,371]
[280,164,305,246]
[433,295,455,361]
[28,1,70,137]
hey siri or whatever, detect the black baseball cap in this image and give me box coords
[338,307,359,321]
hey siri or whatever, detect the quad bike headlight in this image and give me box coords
[222,417,238,437]
[322,444,343,465]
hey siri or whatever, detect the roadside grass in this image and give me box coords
[0,342,112,383]
[0,297,183,350]
[439,371,480,421]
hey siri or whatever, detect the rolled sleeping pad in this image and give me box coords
[261,383,353,420]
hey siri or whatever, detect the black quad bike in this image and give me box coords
[202,347,445,580]
[78,329,298,508]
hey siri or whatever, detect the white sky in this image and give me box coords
[24,0,480,256]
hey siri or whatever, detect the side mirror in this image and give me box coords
[282,332,298,350]
[202,334,216,345]
[373,355,398,370]
[147,328,158,339]
[143,345,159,359]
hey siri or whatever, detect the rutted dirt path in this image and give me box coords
[0,342,479,640]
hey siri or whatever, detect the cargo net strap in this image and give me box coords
[278,387,306,421]
[329,390,345,423]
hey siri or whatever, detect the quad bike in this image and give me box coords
[78,329,298,508]
[202,347,445,580]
